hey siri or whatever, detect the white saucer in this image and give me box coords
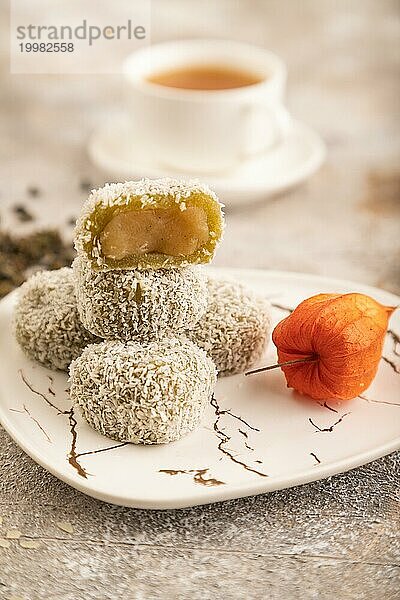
[1,268,399,509]
[88,117,326,206]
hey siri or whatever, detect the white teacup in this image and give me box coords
[123,40,290,173]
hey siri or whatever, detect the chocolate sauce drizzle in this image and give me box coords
[309,412,350,433]
[310,452,321,464]
[10,404,51,443]
[387,329,400,356]
[317,401,338,413]
[380,327,400,374]
[19,370,88,477]
[238,430,255,451]
[19,369,66,415]
[359,394,400,407]
[75,442,129,458]
[210,395,267,478]
[159,468,225,487]
[223,409,260,431]
[67,408,89,479]
[19,370,129,479]
[381,355,400,374]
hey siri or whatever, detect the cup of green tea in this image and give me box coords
[124,39,290,173]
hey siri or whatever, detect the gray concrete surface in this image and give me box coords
[0,1,399,598]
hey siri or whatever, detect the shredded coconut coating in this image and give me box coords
[73,256,208,341]
[74,177,224,271]
[69,337,217,444]
[187,277,272,376]
[14,268,99,371]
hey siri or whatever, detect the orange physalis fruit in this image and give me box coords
[271,293,395,401]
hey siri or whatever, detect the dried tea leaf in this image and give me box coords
[19,539,41,549]
[56,521,74,534]
[13,204,34,223]
[271,293,395,401]
[0,228,74,299]
[6,529,22,539]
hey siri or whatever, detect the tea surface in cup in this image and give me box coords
[146,64,263,90]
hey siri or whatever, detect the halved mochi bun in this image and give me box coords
[74,178,224,271]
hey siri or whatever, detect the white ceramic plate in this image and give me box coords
[0,268,399,509]
[88,117,325,206]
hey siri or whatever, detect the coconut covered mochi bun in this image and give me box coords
[69,337,217,444]
[187,277,272,376]
[14,268,99,371]
[73,256,208,341]
[74,177,224,271]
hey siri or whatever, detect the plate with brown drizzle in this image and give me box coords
[0,268,399,509]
